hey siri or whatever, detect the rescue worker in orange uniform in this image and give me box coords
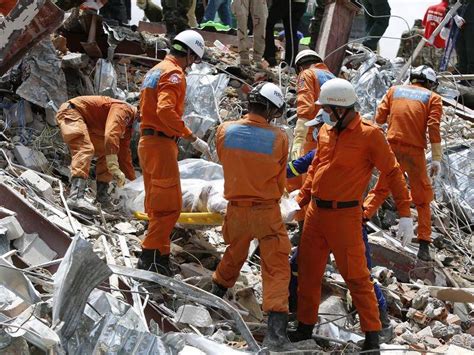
[363,66,443,261]
[289,49,335,233]
[137,30,210,276]
[210,83,292,351]
[56,95,138,214]
[290,79,413,353]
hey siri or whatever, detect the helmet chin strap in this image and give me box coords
[330,107,351,131]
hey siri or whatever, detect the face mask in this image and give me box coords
[322,111,337,127]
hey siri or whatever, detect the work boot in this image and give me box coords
[417,240,432,261]
[262,312,293,351]
[66,177,98,215]
[379,308,394,342]
[210,281,227,298]
[288,322,314,342]
[137,249,172,276]
[362,331,380,355]
[96,181,113,210]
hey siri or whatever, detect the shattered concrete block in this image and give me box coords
[400,330,419,344]
[13,233,57,266]
[406,307,428,325]
[394,321,410,336]
[0,216,24,240]
[0,285,29,318]
[424,336,442,348]
[174,305,213,328]
[434,344,474,355]
[446,314,462,326]
[319,296,348,328]
[417,326,433,337]
[449,334,474,349]
[234,287,263,322]
[61,53,89,68]
[48,215,82,235]
[412,288,430,310]
[20,170,54,201]
[114,222,138,234]
[13,145,48,171]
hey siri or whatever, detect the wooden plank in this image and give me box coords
[316,0,360,75]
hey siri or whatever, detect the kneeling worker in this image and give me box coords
[56,95,138,214]
[210,82,292,351]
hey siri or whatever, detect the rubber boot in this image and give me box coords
[262,312,293,351]
[137,249,172,276]
[66,177,98,215]
[362,331,380,355]
[417,240,432,261]
[378,308,394,342]
[96,181,113,210]
[210,281,227,298]
[288,322,314,342]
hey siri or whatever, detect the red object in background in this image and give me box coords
[423,0,449,48]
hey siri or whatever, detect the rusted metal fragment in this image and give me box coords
[0,0,65,76]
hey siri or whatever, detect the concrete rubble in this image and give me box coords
[0,4,472,355]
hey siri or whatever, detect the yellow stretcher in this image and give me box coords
[133,211,223,226]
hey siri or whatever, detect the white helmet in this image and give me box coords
[295,49,323,66]
[249,82,285,109]
[410,65,438,86]
[316,78,358,108]
[173,30,205,58]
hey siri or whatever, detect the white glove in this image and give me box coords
[430,160,441,178]
[191,138,211,159]
[454,15,466,29]
[397,217,414,247]
[440,27,450,40]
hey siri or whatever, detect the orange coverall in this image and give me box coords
[56,96,137,183]
[212,113,291,313]
[289,62,335,219]
[296,114,411,331]
[363,84,443,242]
[0,0,16,15]
[138,55,193,254]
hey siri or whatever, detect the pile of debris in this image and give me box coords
[1,4,473,354]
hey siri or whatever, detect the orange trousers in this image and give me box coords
[364,145,433,242]
[297,201,381,331]
[138,135,181,254]
[57,103,112,183]
[213,203,291,313]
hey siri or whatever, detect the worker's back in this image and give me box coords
[216,113,288,203]
[376,84,442,149]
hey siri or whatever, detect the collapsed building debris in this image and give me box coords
[0,3,473,354]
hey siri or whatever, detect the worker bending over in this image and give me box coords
[210,83,292,350]
[56,95,138,214]
[137,30,210,276]
[291,79,412,353]
[363,66,443,261]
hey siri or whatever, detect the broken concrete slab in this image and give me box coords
[13,233,57,266]
[0,216,24,240]
[20,170,54,201]
[0,256,41,304]
[175,304,213,328]
[61,53,89,69]
[319,296,348,328]
[13,145,48,172]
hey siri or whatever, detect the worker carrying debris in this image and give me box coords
[209,82,292,351]
[56,95,138,214]
[137,30,210,276]
[363,66,443,261]
[290,78,412,353]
